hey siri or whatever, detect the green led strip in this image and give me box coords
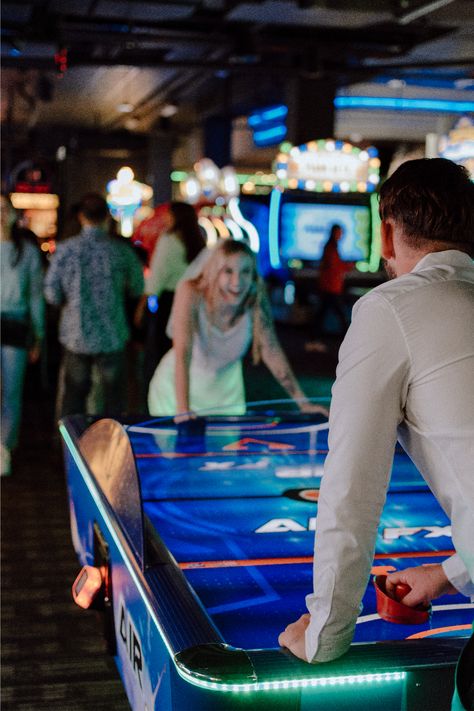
[174,669,406,693]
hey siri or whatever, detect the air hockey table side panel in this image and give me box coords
[61,418,316,710]
[64,433,176,709]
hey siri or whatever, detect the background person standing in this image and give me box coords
[306,223,354,352]
[134,201,206,390]
[44,193,144,418]
[1,194,45,476]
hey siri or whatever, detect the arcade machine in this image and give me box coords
[261,139,383,324]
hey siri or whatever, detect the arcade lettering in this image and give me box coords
[255,519,452,539]
[383,525,451,540]
[119,603,144,690]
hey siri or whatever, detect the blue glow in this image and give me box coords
[253,124,288,146]
[147,295,158,314]
[248,105,288,128]
[374,75,474,91]
[335,96,474,113]
[268,189,282,270]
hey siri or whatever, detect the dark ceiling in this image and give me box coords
[1,0,473,136]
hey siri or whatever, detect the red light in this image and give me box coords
[54,48,68,77]
[72,565,103,609]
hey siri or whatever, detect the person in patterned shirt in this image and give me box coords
[44,193,144,417]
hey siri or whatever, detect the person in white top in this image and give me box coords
[148,238,328,419]
[278,158,474,665]
[135,202,206,388]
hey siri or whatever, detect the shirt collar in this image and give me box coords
[412,249,473,273]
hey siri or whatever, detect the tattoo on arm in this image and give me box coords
[257,299,304,399]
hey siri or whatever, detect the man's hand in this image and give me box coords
[278,613,310,661]
[386,564,458,607]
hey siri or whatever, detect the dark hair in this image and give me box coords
[327,223,343,244]
[79,193,109,224]
[379,158,474,254]
[169,201,206,262]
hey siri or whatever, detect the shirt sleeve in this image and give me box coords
[305,293,411,662]
[145,234,182,296]
[44,247,64,306]
[28,248,45,340]
[443,554,474,599]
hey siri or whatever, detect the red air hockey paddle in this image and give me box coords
[394,583,412,602]
[374,575,431,624]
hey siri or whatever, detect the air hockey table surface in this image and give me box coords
[62,411,473,711]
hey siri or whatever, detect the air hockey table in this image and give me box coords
[61,411,473,711]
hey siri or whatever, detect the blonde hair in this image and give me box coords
[191,239,267,364]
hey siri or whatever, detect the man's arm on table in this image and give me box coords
[279,294,410,662]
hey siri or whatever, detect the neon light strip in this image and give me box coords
[210,217,229,238]
[60,425,175,658]
[179,550,456,570]
[223,218,244,241]
[248,105,288,127]
[335,96,474,113]
[268,189,282,269]
[228,197,260,252]
[253,125,288,144]
[176,669,406,693]
[369,191,382,272]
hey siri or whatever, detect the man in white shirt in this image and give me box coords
[279,158,474,664]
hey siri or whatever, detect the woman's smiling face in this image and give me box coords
[217,252,255,305]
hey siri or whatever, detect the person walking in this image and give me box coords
[44,193,144,418]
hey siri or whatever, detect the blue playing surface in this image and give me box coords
[126,419,473,650]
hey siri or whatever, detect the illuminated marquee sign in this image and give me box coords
[438,116,474,178]
[10,193,59,210]
[274,139,380,193]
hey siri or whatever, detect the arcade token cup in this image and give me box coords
[373,574,431,624]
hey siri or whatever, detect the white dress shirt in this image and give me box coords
[305,250,474,663]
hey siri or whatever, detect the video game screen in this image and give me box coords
[280,201,371,263]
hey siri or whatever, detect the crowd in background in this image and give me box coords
[1,191,334,477]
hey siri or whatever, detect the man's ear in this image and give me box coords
[380,220,395,260]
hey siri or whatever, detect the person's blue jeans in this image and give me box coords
[1,344,29,450]
[56,349,126,418]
